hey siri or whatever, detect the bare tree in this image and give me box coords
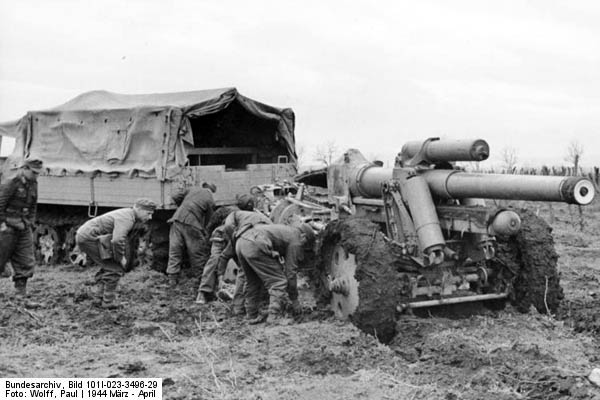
[296,143,306,167]
[500,146,518,174]
[314,140,339,166]
[464,161,482,172]
[565,139,584,175]
[564,139,586,231]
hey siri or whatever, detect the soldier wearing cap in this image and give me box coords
[234,222,316,324]
[0,158,43,300]
[165,182,216,288]
[76,198,156,309]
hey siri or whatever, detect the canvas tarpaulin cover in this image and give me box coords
[0,88,296,180]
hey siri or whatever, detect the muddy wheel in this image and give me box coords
[33,224,62,265]
[315,217,400,343]
[147,221,169,273]
[496,209,563,313]
[63,225,87,267]
[122,222,149,271]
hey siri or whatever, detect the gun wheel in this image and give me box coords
[328,244,360,318]
[315,217,399,343]
[33,224,61,265]
[64,225,88,267]
[496,208,563,313]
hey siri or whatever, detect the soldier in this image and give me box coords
[234,222,315,324]
[219,208,272,315]
[75,198,156,309]
[0,158,43,300]
[195,194,256,305]
[166,182,216,287]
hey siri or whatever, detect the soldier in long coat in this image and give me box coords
[0,158,43,299]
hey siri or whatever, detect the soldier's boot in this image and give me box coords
[266,300,292,325]
[246,302,267,324]
[167,273,179,290]
[101,282,120,310]
[92,283,105,307]
[247,312,268,325]
[195,291,213,305]
[14,278,27,298]
[290,299,302,316]
[231,294,245,316]
[13,278,41,308]
[0,263,13,279]
[266,312,293,325]
[232,304,246,317]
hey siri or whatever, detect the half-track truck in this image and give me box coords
[273,138,595,343]
[0,88,297,269]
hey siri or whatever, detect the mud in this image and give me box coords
[391,311,597,400]
[0,202,599,399]
[315,217,401,343]
[558,299,600,336]
[497,208,563,313]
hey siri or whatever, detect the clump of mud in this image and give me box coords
[390,315,596,400]
[313,217,401,344]
[557,299,600,336]
[496,208,563,314]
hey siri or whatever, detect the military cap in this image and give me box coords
[134,198,157,211]
[22,158,43,173]
[202,182,217,193]
[236,193,255,211]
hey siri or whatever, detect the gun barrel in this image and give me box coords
[422,170,595,205]
[349,165,595,205]
[401,138,490,164]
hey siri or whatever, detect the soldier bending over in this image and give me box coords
[166,182,216,288]
[196,194,256,305]
[235,222,315,324]
[76,198,156,309]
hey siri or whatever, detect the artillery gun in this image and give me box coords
[273,138,595,343]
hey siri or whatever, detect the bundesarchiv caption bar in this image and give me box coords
[5,380,62,389]
[2,378,163,399]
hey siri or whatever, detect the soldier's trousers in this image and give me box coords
[232,266,247,314]
[75,233,124,287]
[235,231,289,317]
[198,240,225,294]
[0,226,35,280]
[166,221,210,275]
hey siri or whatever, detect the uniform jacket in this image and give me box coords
[223,210,271,242]
[76,208,137,261]
[210,225,235,276]
[171,187,215,230]
[220,210,271,270]
[0,170,38,229]
[247,224,306,275]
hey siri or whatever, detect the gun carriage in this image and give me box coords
[273,138,595,342]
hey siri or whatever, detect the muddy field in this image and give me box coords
[1,201,600,400]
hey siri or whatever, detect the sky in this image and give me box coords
[1,0,599,168]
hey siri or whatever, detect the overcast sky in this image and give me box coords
[1,0,599,168]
